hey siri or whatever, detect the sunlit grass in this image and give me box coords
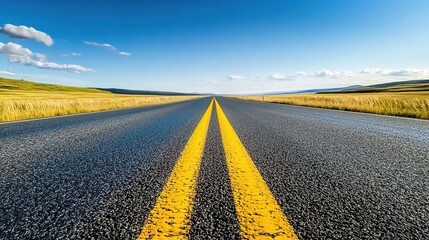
[0,78,200,122]
[233,92,429,119]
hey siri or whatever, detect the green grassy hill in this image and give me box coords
[97,88,201,96]
[0,77,200,96]
[332,79,429,93]
[0,77,200,122]
[0,77,108,93]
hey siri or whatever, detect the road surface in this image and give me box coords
[0,97,428,239]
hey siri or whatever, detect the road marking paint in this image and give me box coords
[137,99,214,240]
[215,99,298,240]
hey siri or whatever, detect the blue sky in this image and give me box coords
[1,0,429,94]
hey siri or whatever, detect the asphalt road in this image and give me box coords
[1,97,428,239]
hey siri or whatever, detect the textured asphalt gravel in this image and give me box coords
[189,107,240,239]
[0,98,211,239]
[216,97,429,239]
[1,96,428,239]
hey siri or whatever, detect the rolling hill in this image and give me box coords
[97,88,200,96]
[328,79,429,93]
[0,77,106,93]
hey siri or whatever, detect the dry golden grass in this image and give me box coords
[0,78,200,122]
[234,92,429,119]
[0,92,200,122]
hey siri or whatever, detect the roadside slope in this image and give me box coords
[232,80,429,119]
[0,78,201,122]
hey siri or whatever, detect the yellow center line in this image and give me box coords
[137,99,214,240]
[215,99,298,240]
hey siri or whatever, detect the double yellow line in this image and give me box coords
[138,98,298,240]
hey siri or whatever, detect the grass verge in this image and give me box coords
[0,78,201,122]
[233,92,429,120]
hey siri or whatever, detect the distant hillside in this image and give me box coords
[331,79,429,93]
[98,88,201,96]
[293,85,362,94]
[0,77,107,93]
[0,78,201,96]
[261,85,361,95]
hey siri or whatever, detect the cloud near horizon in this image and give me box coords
[0,42,93,73]
[295,71,308,77]
[0,24,53,46]
[361,68,429,77]
[270,72,287,80]
[0,70,16,76]
[228,75,245,80]
[222,67,428,85]
[312,70,354,78]
[268,70,353,81]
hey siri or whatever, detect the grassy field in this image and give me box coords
[234,91,429,120]
[0,78,200,122]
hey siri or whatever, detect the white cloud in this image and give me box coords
[228,75,245,80]
[387,69,428,76]
[312,69,354,78]
[0,42,93,73]
[119,51,131,56]
[270,72,287,80]
[0,41,33,56]
[361,68,429,76]
[269,71,310,81]
[0,70,16,76]
[33,52,47,61]
[84,41,117,50]
[85,41,132,56]
[361,68,384,74]
[62,52,82,57]
[0,24,53,46]
[295,71,308,77]
[224,69,354,83]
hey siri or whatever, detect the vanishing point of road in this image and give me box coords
[1,97,428,239]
